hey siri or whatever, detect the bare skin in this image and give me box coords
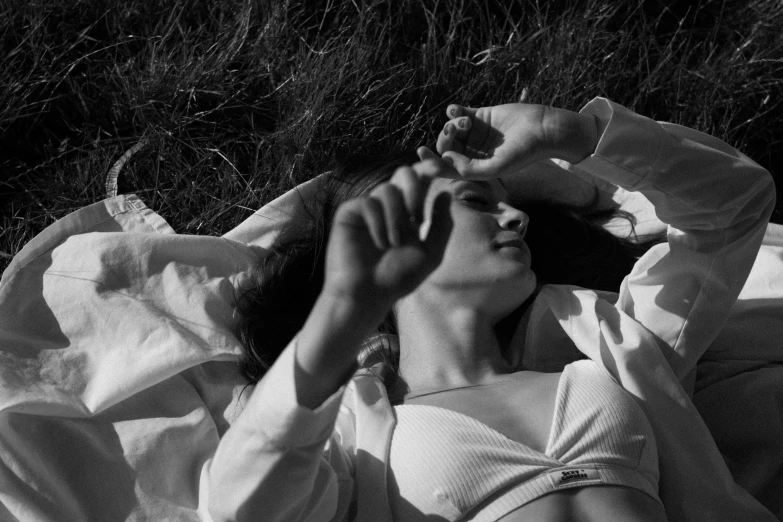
[394,376,666,522]
[294,102,667,520]
[389,177,665,521]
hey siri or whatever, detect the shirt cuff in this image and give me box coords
[244,337,346,447]
[577,97,666,191]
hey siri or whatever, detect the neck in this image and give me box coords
[395,292,512,393]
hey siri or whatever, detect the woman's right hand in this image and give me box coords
[323,161,453,314]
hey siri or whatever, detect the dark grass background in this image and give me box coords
[1,0,782,274]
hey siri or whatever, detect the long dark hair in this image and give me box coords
[235,151,662,385]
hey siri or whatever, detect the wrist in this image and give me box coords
[315,289,391,328]
[544,109,600,164]
[320,279,398,317]
[294,291,391,409]
[297,291,390,372]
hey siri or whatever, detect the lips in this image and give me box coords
[496,239,526,250]
[493,235,531,264]
[493,234,526,250]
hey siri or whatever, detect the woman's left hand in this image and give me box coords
[322,160,454,312]
[434,102,599,181]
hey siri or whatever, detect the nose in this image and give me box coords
[498,203,529,237]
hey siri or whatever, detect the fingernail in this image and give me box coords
[450,107,458,117]
[443,125,450,136]
[458,118,466,129]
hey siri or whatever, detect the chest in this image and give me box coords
[399,371,561,453]
[385,362,660,521]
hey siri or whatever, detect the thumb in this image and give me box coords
[441,151,491,179]
[422,192,452,263]
[416,146,439,161]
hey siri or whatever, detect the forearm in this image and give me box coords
[295,291,390,409]
[577,98,774,230]
[206,293,380,522]
[207,337,351,521]
[578,97,775,381]
[504,108,602,210]
[207,293,388,520]
[503,158,600,210]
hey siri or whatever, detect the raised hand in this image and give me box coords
[435,103,599,181]
[295,159,454,408]
[322,160,453,313]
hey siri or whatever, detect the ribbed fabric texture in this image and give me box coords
[388,360,660,521]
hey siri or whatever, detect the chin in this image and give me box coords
[497,263,537,290]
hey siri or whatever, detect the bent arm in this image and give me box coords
[547,98,776,521]
[579,98,775,387]
[205,289,390,521]
[205,164,451,521]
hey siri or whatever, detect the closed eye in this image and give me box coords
[459,192,491,206]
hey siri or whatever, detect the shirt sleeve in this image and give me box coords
[546,98,777,521]
[577,97,776,389]
[203,338,356,522]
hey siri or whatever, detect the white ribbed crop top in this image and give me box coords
[388,360,660,521]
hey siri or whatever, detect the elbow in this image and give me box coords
[717,165,775,230]
[750,167,776,225]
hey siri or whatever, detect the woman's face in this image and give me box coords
[418,176,537,315]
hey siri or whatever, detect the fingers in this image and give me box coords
[422,192,452,262]
[362,154,459,251]
[439,103,507,179]
[440,150,487,178]
[368,183,416,247]
[436,116,471,156]
[442,149,505,180]
[359,197,390,250]
[445,104,478,121]
[410,155,460,180]
[389,164,431,224]
[416,146,439,161]
[364,164,434,248]
[437,104,481,154]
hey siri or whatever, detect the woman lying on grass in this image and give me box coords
[206,98,776,521]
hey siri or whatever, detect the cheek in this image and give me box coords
[419,200,499,265]
[435,216,495,265]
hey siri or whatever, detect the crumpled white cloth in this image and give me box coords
[0,174,323,521]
